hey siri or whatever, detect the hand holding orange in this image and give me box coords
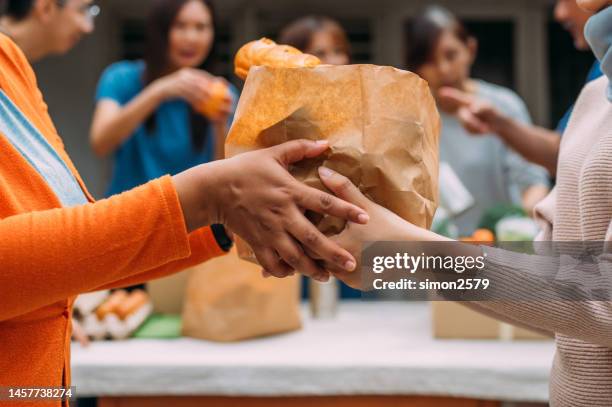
[194,79,233,121]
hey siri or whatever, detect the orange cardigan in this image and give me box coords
[0,34,225,405]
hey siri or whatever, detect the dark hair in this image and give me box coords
[3,0,35,20]
[1,0,69,20]
[143,0,218,151]
[405,6,471,71]
[278,15,351,60]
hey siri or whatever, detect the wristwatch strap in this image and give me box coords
[211,224,233,252]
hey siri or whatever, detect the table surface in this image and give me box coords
[71,301,555,402]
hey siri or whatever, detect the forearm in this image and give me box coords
[430,236,612,346]
[472,247,612,346]
[95,226,227,290]
[90,84,165,157]
[0,177,194,321]
[394,226,586,339]
[172,161,220,232]
[494,117,560,175]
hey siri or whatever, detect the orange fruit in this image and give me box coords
[195,80,231,119]
[472,228,495,243]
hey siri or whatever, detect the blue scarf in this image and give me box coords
[585,6,612,102]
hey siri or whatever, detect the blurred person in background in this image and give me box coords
[406,6,550,237]
[0,0,96,62]
[438,0,602,175]
[90,0,235,198]
[90,0,236,292]
[279,15,350,65]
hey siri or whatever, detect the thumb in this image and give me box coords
[318,166,370,208]
[272,139,329,167]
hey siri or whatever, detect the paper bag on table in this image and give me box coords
[225,64,440,262]
[181,248,302,342]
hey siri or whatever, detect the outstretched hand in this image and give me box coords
[175,140,371,282]
[437,87,502,135]
[315,167,441,289]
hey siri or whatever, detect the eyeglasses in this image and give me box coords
[56,1,101,22]
[85,4,101,22]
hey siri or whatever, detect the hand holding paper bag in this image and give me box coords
[175,140,369,279]
[225,64,441,269]
[315,166,443,290]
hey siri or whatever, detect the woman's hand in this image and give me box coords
[152,67,215,107]
[317,167,445,289]
[90,68,231,158]
[173,140,370,282]
[437,87,504,135]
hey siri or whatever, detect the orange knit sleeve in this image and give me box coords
[0,176,222,321]
[96,226,227,290]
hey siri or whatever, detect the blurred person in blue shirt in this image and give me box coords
[437,0,602,176]
[90,0,236,198]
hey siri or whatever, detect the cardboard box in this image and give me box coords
[431,302,549,340]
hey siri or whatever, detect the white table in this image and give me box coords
[71,301,554,407]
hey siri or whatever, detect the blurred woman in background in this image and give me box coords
[279,15,350,65]
[406,6,550,236]
[90,0,235,198]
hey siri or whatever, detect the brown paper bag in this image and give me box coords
[181,248,302,342]
[226,64,440,261]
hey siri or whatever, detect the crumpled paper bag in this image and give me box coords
[181,248,302,342]
[226,64,440,261]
